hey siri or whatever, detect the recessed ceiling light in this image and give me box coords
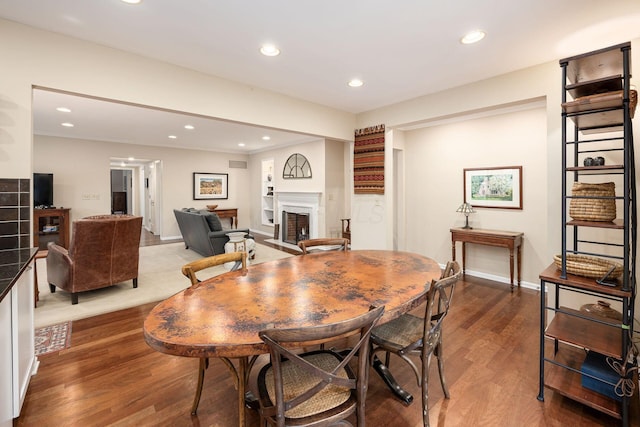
[262,136,271,141]
[260,44,280,57]
[128,157,135,161]
[61,122,74,127]
[348,79,364,88]
[238,143,245,147]
[168,135,177,139]
[56,107,71,113]
[184,124,194,130]
[121,0,142,4]
[461,30,486,44]
[121,162,126,167]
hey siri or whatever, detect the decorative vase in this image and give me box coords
[580,300,622,321]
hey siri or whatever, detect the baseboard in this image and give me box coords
[445,265,539,291]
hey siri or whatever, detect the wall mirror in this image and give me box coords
[283,153,312,179]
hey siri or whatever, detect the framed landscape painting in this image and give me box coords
[193,172,228,200]
[463,166,522,209]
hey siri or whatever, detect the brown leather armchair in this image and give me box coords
[46,214,143,304]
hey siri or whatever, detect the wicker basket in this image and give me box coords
[553,254,623,279]
[569,182,616,222]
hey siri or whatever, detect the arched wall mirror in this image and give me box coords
[283,153,312,179]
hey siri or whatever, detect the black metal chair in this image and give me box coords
[369,261,462,427]
[257,305,385,427]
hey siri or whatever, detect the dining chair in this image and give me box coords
[297,238,349,254]
[180,250,248,414]
[257,305,385,427]
[369,261,462,427]
[181,250,247,285]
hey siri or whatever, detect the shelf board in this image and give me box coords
[540,263,632,298]
[566,219,624,229]
[566,165,623,172]
[544,344,625,419]
[565,75,623,99]
[569,110,623,134]
[545,307,622,358]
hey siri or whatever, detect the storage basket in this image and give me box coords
[569,182,616,222]
[553,254,623,279]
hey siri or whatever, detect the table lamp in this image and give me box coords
[456,202,474,229]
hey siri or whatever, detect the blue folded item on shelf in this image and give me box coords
[581,351,631,401]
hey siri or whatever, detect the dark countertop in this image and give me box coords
[0,248,38,303]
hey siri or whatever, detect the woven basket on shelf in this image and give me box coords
[553,254,623,279]
[569,182,616,222]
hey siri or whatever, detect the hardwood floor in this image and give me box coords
[18,252,638,426]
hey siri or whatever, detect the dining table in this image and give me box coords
[143,249,441,427]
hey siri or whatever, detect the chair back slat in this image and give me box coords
[181,251,247,285]
[297,238,349,254]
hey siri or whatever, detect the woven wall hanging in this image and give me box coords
[353,124,385,194]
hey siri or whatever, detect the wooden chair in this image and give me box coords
[257,305,385,427]
[180,251,247,414]
[297,238,349,254]
[181,251,247,285]
[369,261,462,427]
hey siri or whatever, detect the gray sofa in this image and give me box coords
[173,208,252,257]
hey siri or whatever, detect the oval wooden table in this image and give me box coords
[143,249,441,426]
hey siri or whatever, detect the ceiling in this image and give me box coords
[3,1,640,154]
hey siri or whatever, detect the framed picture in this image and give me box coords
[463,166,522,209]
[193,172,228,200]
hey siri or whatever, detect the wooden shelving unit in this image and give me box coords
[33,208,70,251]
[538,42,636,426]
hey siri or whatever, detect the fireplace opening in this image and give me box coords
[282,211,310,244]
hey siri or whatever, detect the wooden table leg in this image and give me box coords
[461,242,466,276]
[517,244,522,286]
[451,241,456,264]
[509,249,515,291]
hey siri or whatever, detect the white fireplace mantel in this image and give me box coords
[275,191,321,240]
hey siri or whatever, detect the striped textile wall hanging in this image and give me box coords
[354,124,385,194]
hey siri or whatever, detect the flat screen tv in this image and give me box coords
[33,173,54,208]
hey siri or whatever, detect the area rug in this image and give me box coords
[33,242,292,328]
[35,321,72,356]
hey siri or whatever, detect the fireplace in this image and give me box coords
[282,211,310,244]
[275,191,321,243]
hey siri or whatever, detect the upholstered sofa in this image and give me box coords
[173,208,253,257]
[46,214,143,304]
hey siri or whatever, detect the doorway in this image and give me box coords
[110,169,132,214]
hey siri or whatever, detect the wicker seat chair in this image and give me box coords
[369,261,462,427]
[297,238,349,254]
[180,251,247,414]
[257,305,385,427]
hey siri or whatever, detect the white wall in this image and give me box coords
[34,135,251,239]
[0,18,355,180]
[403,105,548,285]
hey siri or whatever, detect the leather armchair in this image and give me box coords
[46,214,143,304]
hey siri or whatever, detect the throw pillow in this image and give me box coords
[200,211,222,231]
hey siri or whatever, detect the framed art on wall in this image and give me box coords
[193,172,228,200]
[463,166,522,209]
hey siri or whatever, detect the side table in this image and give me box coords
[450,227,523,290]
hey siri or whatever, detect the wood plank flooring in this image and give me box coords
[18,241,638,426]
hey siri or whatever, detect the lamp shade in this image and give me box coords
[456,203,474,214]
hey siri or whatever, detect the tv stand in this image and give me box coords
[33,208,70,250]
